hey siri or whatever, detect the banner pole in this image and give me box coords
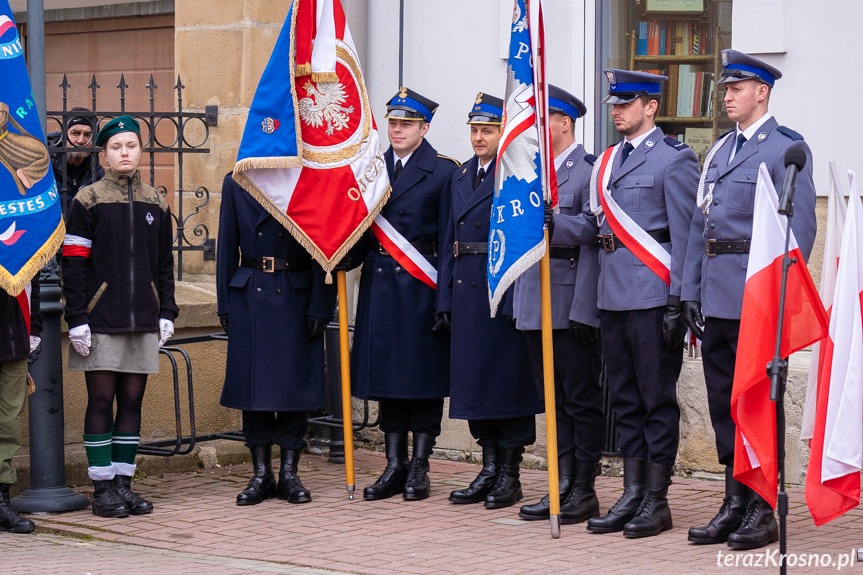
[540,228,560,539]
[337,269,356,499]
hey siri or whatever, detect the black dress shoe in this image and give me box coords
[0,484,35,533]
[559,459,600,524]
[519,453,574,521]
[623,462,673,538]
[277,448,312,504]
[587,458,646,533]
[113,475,154,515]
[91,480,130,518]
[237,445,277,506]
[688,467,750,544]
[484,446,523,510]
[726,495,778,550]
[364,432,409,501]
[450,445,499,504]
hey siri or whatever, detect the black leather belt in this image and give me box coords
[706,239,751,257]
[240,256,312,272]
[550,246,579,260]
[376,241,436,256]
[597,229,671,252]
[453,241,488,257]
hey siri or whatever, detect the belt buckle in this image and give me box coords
[453,241,459,258]
[598,235,616,252]
[261,256,275,272]
[706,239,717,257]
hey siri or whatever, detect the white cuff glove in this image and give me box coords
[69,324,91,357]
[29,336,41,353]
[159,319,174,347]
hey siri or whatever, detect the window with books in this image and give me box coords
[594,0,733,164]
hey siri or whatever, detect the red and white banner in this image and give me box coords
[731,163,828,507]
[805,171,863,526]
[16,282,30,334]
[370,215,437,289]
[592,143,671,286]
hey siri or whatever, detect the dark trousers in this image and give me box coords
[468,416,536,449]
[599,307,682,466]
[525,329,603,461]
[242,410,308,450]
[701,317,740,467]
[378,398,444,436]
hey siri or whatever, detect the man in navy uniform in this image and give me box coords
[582,70,700,538]
[436,93,542,509]
[217,173,334,506]
[513,85,604,525]
[682,50,816,550]
[352,87,458,501]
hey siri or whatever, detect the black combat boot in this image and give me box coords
[484,446,524,509]
[688,467,751,544]
[586,458,646,533]
[726,494,778,550]
[0,484,35,533]
[449,445,500,504]
[559,459,600,524]
[113,475,154,515]
[236,445,277,506]
[518,452,575,521]
[363,432,409,501]
[91,480,130,518]
[403,432,435,501]
[623,461,673,538]
[277,448,312,504]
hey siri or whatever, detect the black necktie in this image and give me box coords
[735,133,747,155]
[474,166,486,190]
[620,142,634,165]
[393,159,403,182]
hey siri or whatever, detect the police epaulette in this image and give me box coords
[777,126,804,141]
[585,154,598,165]
[437,154,460,167]
[664,136,688,150]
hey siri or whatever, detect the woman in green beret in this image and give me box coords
[61,116,179,518]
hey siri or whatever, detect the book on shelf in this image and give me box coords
[636,18,712,56]
[666,64,679,117]
[685,127,714,165]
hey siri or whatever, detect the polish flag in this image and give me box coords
[731,163,829,507]
[805,172,863,525]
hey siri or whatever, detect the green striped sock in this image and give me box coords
[111,432,140,465]
[83,433,113,468]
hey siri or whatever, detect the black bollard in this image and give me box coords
[12,260,89,513]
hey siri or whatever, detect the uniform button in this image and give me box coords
[614,182,620,189]
[278,232,284,238]
[376,268,382,273]
[747,175,752,181]
[276,289,282,295]
[459,221,464,227]
[718,178,724,184]
[399,210,405,216]
[257,232,263,237]
[475,223,481,228]
[456,279,462,285]
[713,199,719,206]
[395,266,402,273]
[635,180,640,185]
[709,223,716,229]
[255,287,262,293]
[471,282,477,287]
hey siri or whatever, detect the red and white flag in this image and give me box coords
[805,172,863,525]
[233,0,389,280]
[731,163,828,507]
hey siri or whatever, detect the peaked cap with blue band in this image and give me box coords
[95,115,141,147]
[467,92,503,125]
[601,69,668,105]
[549,84,587,121]
[718,49,782,87]
[385,87,438,123]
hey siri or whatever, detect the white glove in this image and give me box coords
[29,336,41,353]
[159,319,174,347]
[69,324,91,357]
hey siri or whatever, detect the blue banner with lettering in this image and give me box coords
[0,1,64,296]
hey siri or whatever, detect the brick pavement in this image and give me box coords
[6,449,862,575]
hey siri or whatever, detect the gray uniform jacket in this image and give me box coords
[586,127,701,311]
[681,117,817,319]
[512,144,599,330]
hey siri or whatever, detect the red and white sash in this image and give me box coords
[16,283,31,335]
[590,143,671,286]
[370,215,437,290]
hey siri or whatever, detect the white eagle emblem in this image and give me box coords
[298,80,355,136]
[512,3,528,33]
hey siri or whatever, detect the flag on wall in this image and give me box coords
[0,1,64,297]
[487,0,557,315]
[731,163,828,507]
[233,0,389,280]
[805,171,863,526]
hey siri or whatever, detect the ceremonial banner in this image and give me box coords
[233,0,389,278]
[0,2,64,296]
[488,0,557,315]
[731,164,828,507]
[806,171,863,526]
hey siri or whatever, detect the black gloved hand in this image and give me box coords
[569,320,599,345]
[432,311,451,332]
[219,314,229,334]
[661,295,687,352]
[681,300,704,340]
[544,204,555,242]
[307,317,328,339]
[28,342,41,365]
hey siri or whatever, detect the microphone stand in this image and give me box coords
[766,191,796,575]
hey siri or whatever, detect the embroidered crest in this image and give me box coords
[605,70,616,84]
[645,139,655,149]
[721,51,729,66]
[298,80,355,136]
[757,131,767,142]
[145,212,154,225]
[566,159,574,168]
[261,117,280,134]
[118,121,124,129]
[398,86,407,98]
[475,92,484,105]
[488,228,506,276]
[511,3,528,33]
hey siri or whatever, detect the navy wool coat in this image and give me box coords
[351,139,458,400]
[217,173,335,411]
[436,155,543,420]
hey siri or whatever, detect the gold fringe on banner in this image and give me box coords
[310,71,339,83]
[0,218,66,297]
[295,64,312,78]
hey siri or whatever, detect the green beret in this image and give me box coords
[95,115,140,147]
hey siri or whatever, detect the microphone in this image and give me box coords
[778,144,807,215]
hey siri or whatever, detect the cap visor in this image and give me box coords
[466,115,502,125]
[601,94,639,105]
